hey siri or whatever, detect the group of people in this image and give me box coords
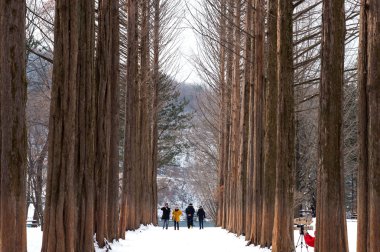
[160,203,206,230]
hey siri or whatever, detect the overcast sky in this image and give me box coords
[174,1,202,84]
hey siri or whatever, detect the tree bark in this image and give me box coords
[0,1,27,251]
[315,0,349,251]
[237,0,253,237]
[260,0,277,247]
[41,1,96,251]
[217,0,227,228]
[250,0,265,244]
[107,0,120,241]
[271,0,295,251]
[357,0,380,251]
[120,0,139,236]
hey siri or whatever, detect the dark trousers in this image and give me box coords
[174,221,179,230]
[162,219,169,229]
[187,216,193,228]
[199,219,204,229]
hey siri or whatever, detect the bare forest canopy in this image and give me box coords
[0,0,379,252]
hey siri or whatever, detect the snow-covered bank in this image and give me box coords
[27,220,358,252]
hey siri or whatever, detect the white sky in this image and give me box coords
[174,1,202,84]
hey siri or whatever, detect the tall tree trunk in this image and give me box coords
[151,0,160,226]
[250,0,265,244]
[315,0,349,251]
[76,2,96,251]
[0,1,27,251]
[217,0,227,228]
[229,0,241,234]
[96,0,120,245]
[140,0,152,225]
[224,0,234,230]
[42,2,79,250]
[42,1,96,251]
[95,0,111,246]
[237,0,253,237]
[357,0,380,251]
[107,0,121,241]
[260,0,277,247]
[120,0,139,235]
[245,0,256,239]
[271,0,295,251]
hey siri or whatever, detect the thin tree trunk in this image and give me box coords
[140,0,152,225]
[357,1,380,251]
[0,1,27,251]
[151,0,160,226]
[229,0,241,234]
[271,0,295,251]
[250,0,265,245]
[217,0,227,228]
[120,0,139,235]
[237,0,253,237]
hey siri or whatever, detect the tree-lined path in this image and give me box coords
[1,0,379,252]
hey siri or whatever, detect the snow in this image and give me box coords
[27,220,358,252]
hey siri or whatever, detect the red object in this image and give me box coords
[304,232,315,247]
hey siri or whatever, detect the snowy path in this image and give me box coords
[28,220,357,252]
[96,225,267,252]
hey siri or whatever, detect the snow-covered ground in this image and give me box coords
[27,220,358,252]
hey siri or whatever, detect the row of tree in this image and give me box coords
[192,0,378,251]
[0,0,185,251]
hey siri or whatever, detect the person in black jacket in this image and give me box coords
[160,203,171,229]
[185,203,195,228]
[197,206,206,229]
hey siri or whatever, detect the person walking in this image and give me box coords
[197,206,206,229]
[160,203,171,229]
[172,206,182,230]
[185,203,195,229]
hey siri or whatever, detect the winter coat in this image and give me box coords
[161,207,171,220]
[172,209,182,222]
[197,208,206,220]
[185,205,195,217]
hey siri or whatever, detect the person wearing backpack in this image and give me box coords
[185,203,195,228]
[196,206,206,229]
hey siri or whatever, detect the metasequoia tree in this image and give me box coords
[315,0,349,251]
[0,0,27,251]
[229,0,242,234]
[250,0,265,244]
[41,0,96,251]
[271,0,295,251]
[237,0,253,238]
[260,0,277,247]
[357,0,380,251]
[120,0,139,235]
[95,0,120,246]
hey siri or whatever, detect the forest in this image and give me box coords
[0,0,379,252]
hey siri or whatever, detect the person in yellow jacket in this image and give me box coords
[172,206,182,230]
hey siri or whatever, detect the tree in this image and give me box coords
[119,0,139,235]
[95,0,120,246]
[260,0,277,247]
[41,0,96,251]
[357,0,380,251]
[271,0,295,251]
[315,0,349,251]
[0,0,27,251]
